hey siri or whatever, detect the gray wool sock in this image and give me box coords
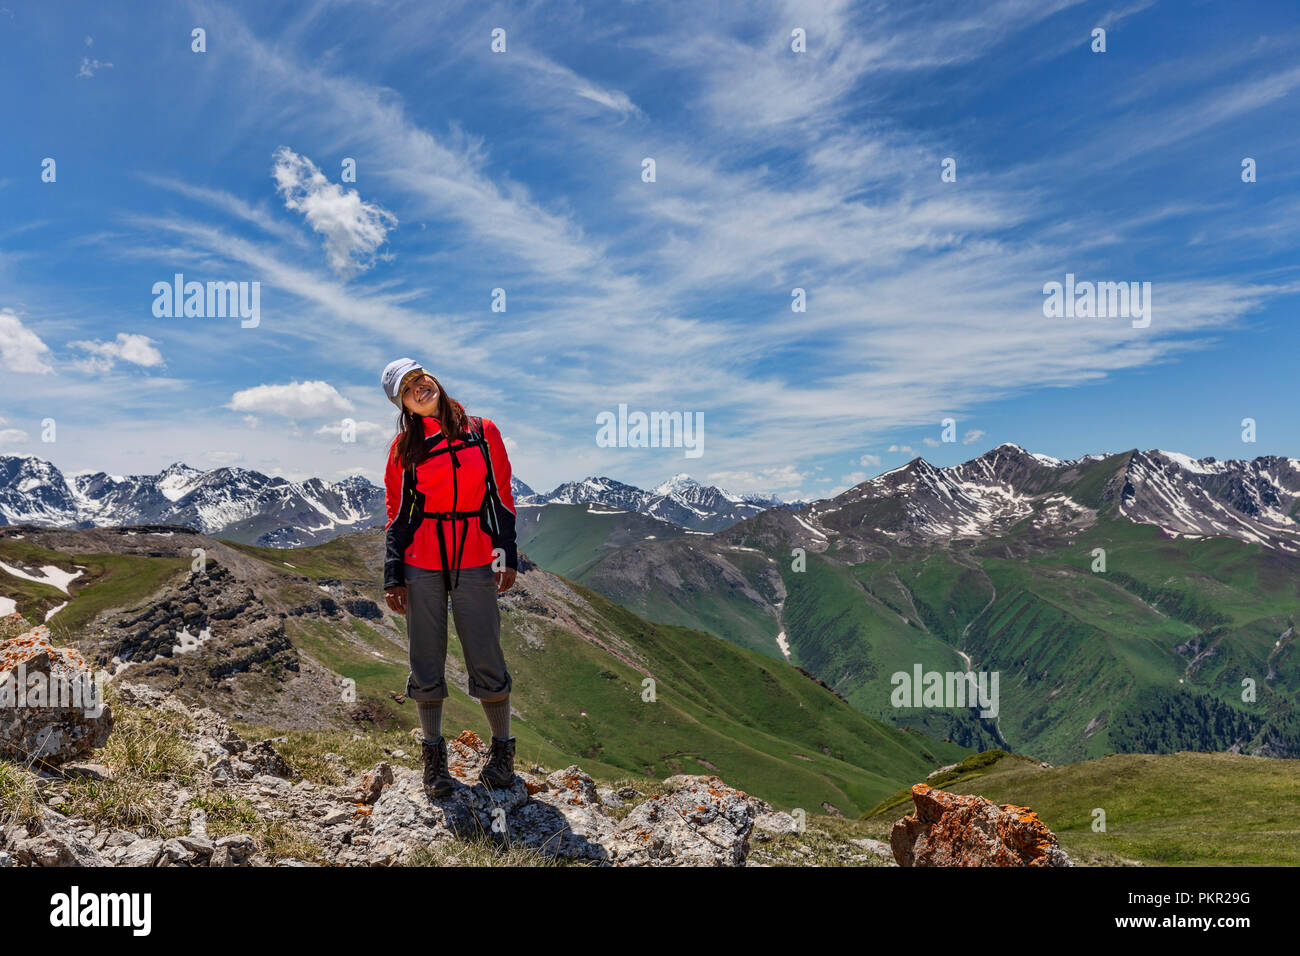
[416,699,444,743]
[481,696,511,740]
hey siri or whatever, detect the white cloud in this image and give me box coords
[514,49,642,119]
[76,57,112,79]
[69,333,164,372]
[144,175,311,247]
[702,463,807,496]
[0,309,53,373]
[888,444,917,455]
[229,381,354,418]
[0,414,29,447]
[922,437,941,448]
[858,453,882,467]
[315,419,390,445]
[272,146,397,276]
[962,429,987,445]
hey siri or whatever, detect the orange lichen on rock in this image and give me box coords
[889,784,1073,867]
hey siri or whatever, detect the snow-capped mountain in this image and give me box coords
[526,473,790,532]
[11,445,1293,554]
[510,476,536,501]
[803,443,1300,554]
[0,455,384,547]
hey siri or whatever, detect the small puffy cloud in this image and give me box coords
[888,443,916,455]
[841,471,868,484]
[962,429,987,445]
[0,308,53,373]
[315,419,390,445]
[922,437,941,447]
[229,380,354,418]
[858,453,882,467]
[272,146,397,277]
[70,333,164,372]
[76,57,112,78]
[206,450,243,465]
[0,417,29,446]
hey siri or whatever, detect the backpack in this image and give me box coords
[388,416,510,590]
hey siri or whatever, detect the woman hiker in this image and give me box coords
[380,358,519,797]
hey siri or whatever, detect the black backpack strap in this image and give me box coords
[470,416,516,570]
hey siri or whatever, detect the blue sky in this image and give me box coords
[1,0,1297,499]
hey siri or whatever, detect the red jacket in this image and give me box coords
[383,415,517,588]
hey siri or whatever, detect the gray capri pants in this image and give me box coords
[404,563,512,701]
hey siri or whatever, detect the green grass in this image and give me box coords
[517,503,686,579]
[0,760,45,829]
[866,749,1300,866]
[0,537,190,638]
[222,535,377,580]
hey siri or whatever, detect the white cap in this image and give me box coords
[381,357,426,406]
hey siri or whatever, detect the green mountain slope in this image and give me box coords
[514,502,686,578]
[1,525,968,817]
[539,478,1300,763]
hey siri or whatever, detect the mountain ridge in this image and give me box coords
[5,443,1299,553]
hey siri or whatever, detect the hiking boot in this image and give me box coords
[479,736,516,789]
[422,736,455,797]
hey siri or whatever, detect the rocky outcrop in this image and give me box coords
[366,735,760,866]
[890,784,1073,867]
[0,682,762,867]
[604,774,757,866]
[0,624,112,766]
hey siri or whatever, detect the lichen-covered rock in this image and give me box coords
[0,684,768,869]
[357,761,393,804]
[0,624,112,766]
[890,784,1073,867]
[604,775,756,866]
[754,810,800,836]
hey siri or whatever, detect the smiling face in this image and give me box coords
[400,370,440,417]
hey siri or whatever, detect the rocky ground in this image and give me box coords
[1,675,818,867]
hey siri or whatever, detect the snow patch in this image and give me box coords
[0,562,84,595]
